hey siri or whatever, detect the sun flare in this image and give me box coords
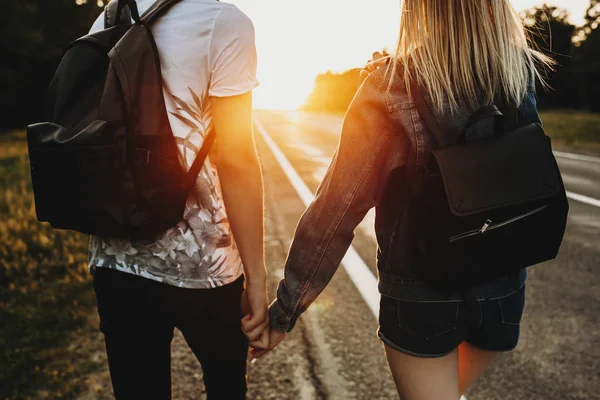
[229,0,590,110]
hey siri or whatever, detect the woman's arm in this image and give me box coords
[269,75,407,333]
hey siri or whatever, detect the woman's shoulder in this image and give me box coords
[364,62,414,113]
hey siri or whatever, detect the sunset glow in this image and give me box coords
[229,0,591,110]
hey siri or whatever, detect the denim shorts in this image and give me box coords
[378,285,525,358]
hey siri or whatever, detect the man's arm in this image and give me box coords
[211,92,268,346]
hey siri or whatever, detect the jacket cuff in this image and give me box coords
[269,299,296,333]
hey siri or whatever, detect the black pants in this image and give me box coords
[93,268,248,400]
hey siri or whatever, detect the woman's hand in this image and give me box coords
[360,51,390,79]
[241,278,270,350]
[249,328,286,360]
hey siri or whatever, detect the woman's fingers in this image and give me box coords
[250,347,270,360]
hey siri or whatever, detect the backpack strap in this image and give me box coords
[458,105,505,143]
[186,129,217,187]
[104,0,140,28]
[141,0,184,24]
[410,80,449,149]
[493,92,519,132]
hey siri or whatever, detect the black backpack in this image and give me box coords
[407,85,569,293]
[26,0,215,241]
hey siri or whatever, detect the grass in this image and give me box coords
[0,131,99,399]
[539,110,600,148]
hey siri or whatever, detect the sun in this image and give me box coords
[232,0,400,110]
[253,68,315,110]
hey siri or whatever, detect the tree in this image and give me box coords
[300,69,362,113]
[300,50,389,113]
[584,0,600,29]
[573,1,600,112]
[522,5,577,109]
[0,0,102,130]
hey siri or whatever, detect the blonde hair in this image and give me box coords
[390,0,554,112]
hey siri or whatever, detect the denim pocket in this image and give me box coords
[498,287,526,326]
[396,300,459,340]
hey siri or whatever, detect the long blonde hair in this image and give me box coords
[390,0,554,112]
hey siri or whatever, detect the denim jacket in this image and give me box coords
[269,66,542,333]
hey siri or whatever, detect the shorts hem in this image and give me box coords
[465,339,518,353]
[378,331,456,359]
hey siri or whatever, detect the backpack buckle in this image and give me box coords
[134,148,151,165]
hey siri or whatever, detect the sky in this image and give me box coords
[227,0,592,109]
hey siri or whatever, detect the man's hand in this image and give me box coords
[249,328,286,360]
[360,51,390,79]
[241,279,270,350]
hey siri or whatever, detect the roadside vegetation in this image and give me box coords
[0,132,99,399]
[540,111,600,148]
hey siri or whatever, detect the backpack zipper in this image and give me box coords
[448,205,549,243]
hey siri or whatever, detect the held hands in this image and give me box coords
[240,279,286,360]
[241,278,270,350]
[249,328,286,360]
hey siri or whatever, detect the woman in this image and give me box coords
[249,1,553,399]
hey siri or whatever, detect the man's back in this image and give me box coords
[88,0,259,289]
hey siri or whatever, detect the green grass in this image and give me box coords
[0,132,99,399]
[540,110,600,147]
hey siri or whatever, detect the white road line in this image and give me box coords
[554,151,600,164]
[566,191,600,208]
[254,116,381,318]
[256,115,469,400]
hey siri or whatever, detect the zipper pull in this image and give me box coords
[480,219,492,233]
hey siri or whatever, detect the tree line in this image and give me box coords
[302,3,600,114]
[0,0,103,131]
[0,2,598,130]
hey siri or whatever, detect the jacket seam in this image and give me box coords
[371,70,395,117]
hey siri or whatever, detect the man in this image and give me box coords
[88,1,268,398]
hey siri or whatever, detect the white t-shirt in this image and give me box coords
[87,0,259,289]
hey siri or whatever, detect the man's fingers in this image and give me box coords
[243,320,269,342]
[241,310,267,332]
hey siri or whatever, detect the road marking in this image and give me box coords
[566,191,600,208]
[256,115,470,400]
[554,151,600,164]
[254,116,380,318]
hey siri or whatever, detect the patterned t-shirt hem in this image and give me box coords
[89,263,244,289]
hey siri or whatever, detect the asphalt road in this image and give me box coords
[248,110,600,400]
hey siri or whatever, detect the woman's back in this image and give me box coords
[269,2,559,399]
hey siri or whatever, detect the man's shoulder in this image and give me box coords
[212,2,254,31]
